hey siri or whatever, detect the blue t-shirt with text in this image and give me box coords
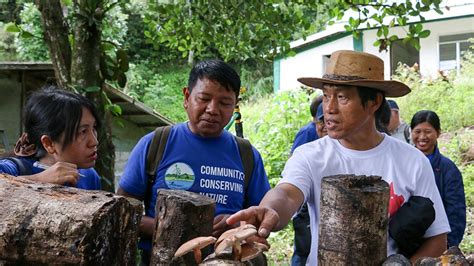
[119,123,270,250]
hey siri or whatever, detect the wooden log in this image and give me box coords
[150,189,215,265]
[318,175,389,266]
[0,174,142,265]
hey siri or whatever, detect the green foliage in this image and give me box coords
[12,2,129,64]
[144,0,442,62]
[439,130,474,253]
[267,225,294,264]
[0,22,18,61]
[123,1,182,63]
[239,61,274,102]
[438,128,473,202]
[461,205,474,253]
[339,0,442,51]
[125,61,190,122]
[100,3,129,47]
[144,1,330,63]
[392,49,474,132]
[100,45,130,88]
[14,3,49,61]
[122,1,156,61]
[459,145,474,253]
[462,164,474,207]
[125,59,275,123]
[240,90,317,183]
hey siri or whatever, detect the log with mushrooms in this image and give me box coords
[173,224,268,265]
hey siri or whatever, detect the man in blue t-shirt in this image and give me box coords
[117,59,270,264]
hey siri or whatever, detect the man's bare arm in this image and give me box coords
[262,183,305,231]
[116,187,155,238]
[227,183,304,238]
[410,233,447,263]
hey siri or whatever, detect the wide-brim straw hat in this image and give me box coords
[298,50,410,97]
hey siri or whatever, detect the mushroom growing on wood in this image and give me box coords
[240,242,269,262]
[215,224,257,247]
[214,224,258,261]
[174,236,216,264]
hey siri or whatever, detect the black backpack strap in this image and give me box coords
[235,136,254,202]
[6,157,32,176]
[144,126,171,204]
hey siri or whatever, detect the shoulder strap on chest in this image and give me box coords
[146,126,172,177]
[234,136,254,191]
[6,157,32,176]
[144,129,254,203]
[145,126,172,202]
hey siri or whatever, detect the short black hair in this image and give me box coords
[188,59,241,97]
[410,110,441,131]
[376,100,392,134]
[24,85,101,159]
[310,95,323,118]
[356,86,386,123]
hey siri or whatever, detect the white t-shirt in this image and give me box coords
[279,134,450,265]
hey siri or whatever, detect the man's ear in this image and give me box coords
[40,135,56,154]
[183,87,190,108]
[371,93,384,114]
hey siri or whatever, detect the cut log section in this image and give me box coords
[318,174,389,266]
[151,189,215,265]
[0,174,142,265]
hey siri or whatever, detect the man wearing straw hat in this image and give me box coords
[227,50,450,264]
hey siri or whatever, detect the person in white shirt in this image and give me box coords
[227,50,450,265]
[387,99,411,143]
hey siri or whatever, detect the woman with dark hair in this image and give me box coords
[410,110,466,247]
[0,86,101,190]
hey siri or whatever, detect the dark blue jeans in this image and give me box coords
[291,247,308,266]
[292,203,311,266]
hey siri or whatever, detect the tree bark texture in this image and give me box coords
[36,0,71,89]
[91,98,116,192]
[318,175,389,266]
[71,0,102,89]
[151,189,215,265]
[35,0,116,191]
[0,174,142,265]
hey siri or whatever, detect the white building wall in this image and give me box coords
[364,16,474,79]
[278,35,354,91]
[277,14,474,91]
[419,17,474,77]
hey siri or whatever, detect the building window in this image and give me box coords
[439,33,474,74]
[390,39,420,76]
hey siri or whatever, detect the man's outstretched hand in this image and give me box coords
[226,206,280,240]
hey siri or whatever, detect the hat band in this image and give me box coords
[322,74,366,81]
